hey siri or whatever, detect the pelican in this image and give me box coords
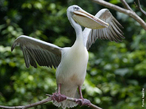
[11,5,124,109]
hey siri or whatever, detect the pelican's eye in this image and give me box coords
[74,7,79,11]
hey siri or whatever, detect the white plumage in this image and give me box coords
[11,5,124,109]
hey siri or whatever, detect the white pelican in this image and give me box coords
[11,5,124,109]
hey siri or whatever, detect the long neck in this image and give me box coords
[69,18,84,47]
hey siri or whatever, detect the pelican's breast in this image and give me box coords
[56,46,88,86]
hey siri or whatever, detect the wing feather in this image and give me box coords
[83,9,125,50]
[11,35,62,68]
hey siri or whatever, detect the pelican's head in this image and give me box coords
[67,5,109,29]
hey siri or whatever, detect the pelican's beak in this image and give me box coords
[73,8,109,29]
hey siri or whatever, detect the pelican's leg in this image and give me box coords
[75,86,91,106]
[79,86,83,99]
[51,83,67,102]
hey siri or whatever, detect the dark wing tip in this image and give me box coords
[31,64,37,68]
[11,42,17,52]
[26,64,30,68]
[11,46,14,52]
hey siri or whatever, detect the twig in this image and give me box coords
[92,0,146,30]
[134,0,146,16]
[0,94,102,109]
[89,103,102,109]
[120,0,133,11]
[67,97,102,109]
[0,97,52,109]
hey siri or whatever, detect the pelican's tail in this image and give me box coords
[53,87,79,109]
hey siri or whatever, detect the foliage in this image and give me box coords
[0,0,146,109]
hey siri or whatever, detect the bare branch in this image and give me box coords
[66,97,102,109]
[120,0,133,11]
[135,0,146,16]
[92,0,146,30]
[0,94,102,109]
[89,103,102,109]
[0,97,52,109]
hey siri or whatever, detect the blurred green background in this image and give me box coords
[0,0,146,109]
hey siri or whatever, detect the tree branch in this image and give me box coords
[0,94,102,109]
[134,0,146,16]
[120,0,133,11]
[67,97,102,109]
[92,0,146,30]
[0,97,52,109]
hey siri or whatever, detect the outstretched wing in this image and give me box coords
[11,35,62,68]
[83,9,125,50]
